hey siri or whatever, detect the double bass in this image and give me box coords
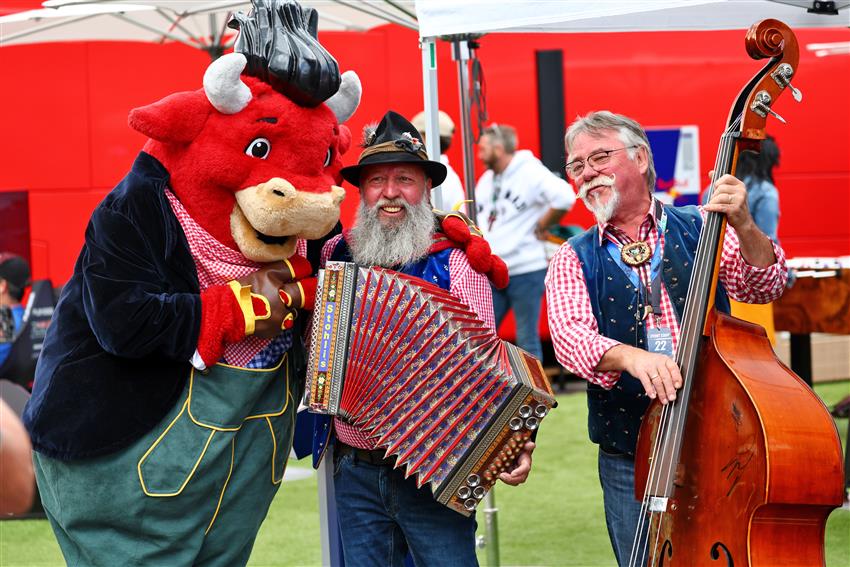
[631,19,845,567]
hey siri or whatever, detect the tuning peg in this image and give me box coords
[772,63,803,103]
[787,82,803,103]
[751,91,787,124]
[763,105,787,124]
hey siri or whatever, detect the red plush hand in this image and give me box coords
[197,284,247,367]
[196,255,315,366]
[438,214,510,289]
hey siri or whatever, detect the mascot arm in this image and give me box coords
[81,207,200,361]
[196,256,315,367]
[436,213,509,290]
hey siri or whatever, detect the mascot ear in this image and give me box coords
[128,91,211,144]
[337,125,352,157]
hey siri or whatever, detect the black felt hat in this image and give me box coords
[340,110,447,187]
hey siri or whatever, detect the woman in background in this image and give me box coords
[735,135,781,241]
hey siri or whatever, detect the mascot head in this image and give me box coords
[128,0,360,262]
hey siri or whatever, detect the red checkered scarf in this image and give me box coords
[165,189,306,367]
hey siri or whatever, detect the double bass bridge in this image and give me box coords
[649,496,669,513]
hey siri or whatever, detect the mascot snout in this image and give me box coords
[232,178,346,261]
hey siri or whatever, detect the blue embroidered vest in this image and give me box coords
[569,205,730,456]
[299,237,455,467]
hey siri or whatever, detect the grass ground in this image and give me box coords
[1,381,847,566]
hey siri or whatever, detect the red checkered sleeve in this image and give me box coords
[320,234,344,267]
[448,249,496,332]
[714,211,788,302]
[545,243,622,388]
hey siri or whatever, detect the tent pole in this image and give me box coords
[453,36,500,567]
[317,445,343,567]
[452,38,480,225]
[421,36,443,211]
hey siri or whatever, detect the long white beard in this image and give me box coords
[349,197,435,268]
[579,174,620,224]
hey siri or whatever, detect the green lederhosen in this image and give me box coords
[34,353,300,567]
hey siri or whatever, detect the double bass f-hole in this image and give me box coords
[710,542,735,566]
[657,540,673,567]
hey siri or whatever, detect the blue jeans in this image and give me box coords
[492,268,546,360]
[333,451,478,567]
[598,447,648,566]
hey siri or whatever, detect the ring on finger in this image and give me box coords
[650,374,660,380]
[727,194,732,204]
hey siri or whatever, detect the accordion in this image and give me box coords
[304,261,556,515]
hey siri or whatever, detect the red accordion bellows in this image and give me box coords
[305,262,556,515]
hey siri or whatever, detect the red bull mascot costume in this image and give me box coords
[22,1,360,564]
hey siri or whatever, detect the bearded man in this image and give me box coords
[310,111,533,567]
[545,111,788,565]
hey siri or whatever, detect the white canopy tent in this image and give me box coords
[416,0,849,36]
[0,1,416,58]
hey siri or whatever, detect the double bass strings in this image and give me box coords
[629,114,743,567]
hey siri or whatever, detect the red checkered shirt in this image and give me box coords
[320,233,497,450]
[545,198,787,389]
[165,189,307,367]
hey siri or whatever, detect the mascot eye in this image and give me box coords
[324,148,333,167]
[245,138,271,159]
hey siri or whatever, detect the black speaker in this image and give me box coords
[535,50,566,178]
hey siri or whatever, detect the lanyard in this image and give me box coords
[604,201,667,318]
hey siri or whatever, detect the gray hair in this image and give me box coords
[482,123,517,154]
[564,111,656,193]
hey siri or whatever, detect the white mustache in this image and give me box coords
[374,198,410,210]
[578,174,616,200]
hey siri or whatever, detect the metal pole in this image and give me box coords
[316,445,343,566]
[483,490,500,567]
[453,38,499,566]
[421,36,444,211]
[452,38,480,225]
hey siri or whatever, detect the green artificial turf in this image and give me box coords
[2,381,847,566]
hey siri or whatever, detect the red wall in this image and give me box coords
[1,24,848,285]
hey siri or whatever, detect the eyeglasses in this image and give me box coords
[565,145,639,179]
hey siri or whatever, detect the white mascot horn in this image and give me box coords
[326,71,362,124]
[204,53,253,114]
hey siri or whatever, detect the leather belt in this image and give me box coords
[599,444,631,457]
[336,442,396,466]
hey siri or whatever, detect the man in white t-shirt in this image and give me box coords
[412,110,466,213]
[475,123,576,359]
